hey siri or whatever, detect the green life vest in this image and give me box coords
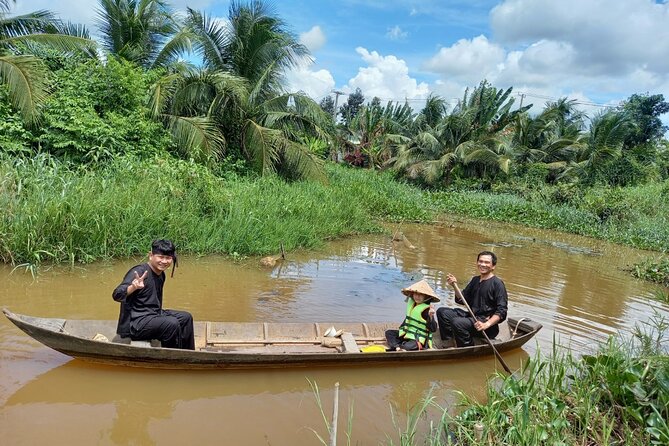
[399,300,432,348]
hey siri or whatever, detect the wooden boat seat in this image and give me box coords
[111,334,161,348]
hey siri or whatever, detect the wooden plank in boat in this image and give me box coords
[340,332,360,353]
[207,322,266,344]
[205,321,390,345]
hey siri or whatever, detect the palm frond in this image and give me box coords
[96,0,179,67]
[152,27,194,68]
[0,54,48,125]
[186,7,229,71]
[280,139,326,182]
[147,72,180,118]
[163,114,226,163]
[0,1,12,14]
[5,33,96,54]
[0,10,55,39]
[243,119,281,174]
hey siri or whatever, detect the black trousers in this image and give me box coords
[385,329,421,351]
[131,309,195,350]
[436,307,498,347]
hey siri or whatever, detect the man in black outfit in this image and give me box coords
[112,239,195,350]
[436,251,508,347]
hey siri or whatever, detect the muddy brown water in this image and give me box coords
[2,221,668,445]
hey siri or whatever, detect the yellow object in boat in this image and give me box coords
[360,345,387,353]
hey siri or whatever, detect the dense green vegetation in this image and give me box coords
[432,181,669,251]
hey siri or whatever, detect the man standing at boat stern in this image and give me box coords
[112,239,195,350]
[436,251,508,347]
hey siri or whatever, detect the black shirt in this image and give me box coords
[458,275,508,322]
[112,263,165,336]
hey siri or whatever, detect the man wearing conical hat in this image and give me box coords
[436,251,508,347]
[385,279,439,351]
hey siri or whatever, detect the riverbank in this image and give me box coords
[394,315,669,445]
[0,154,431,269]
[2,154,668,285]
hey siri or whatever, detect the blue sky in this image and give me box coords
[14,0,669,121]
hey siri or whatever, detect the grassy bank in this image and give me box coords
[391,315,669,445]
[3,153,669,285]
[0,154,432,267]
[430,183,669,253]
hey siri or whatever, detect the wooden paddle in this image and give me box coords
[451,282,513,375]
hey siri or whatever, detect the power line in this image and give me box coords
[515,91,620,109]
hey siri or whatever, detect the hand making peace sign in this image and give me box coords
[131,270,148,291]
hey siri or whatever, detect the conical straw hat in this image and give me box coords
[401,279,440,302]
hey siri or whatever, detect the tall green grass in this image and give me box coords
[0,154,433,267]
[430,183,669,252]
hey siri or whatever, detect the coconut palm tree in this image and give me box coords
[95,0,192,69]
[341,100,414,169]
[561,110,633,184]
[147,66,233,163]
[178,1,333,180]
[413,93,448,131]
[0,0,96,125]
[510,99,584,166]
[395,81,529,185]
[394,110,475,186]
[453,81,530,180]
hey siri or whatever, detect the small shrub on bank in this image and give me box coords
[631,257,669,288]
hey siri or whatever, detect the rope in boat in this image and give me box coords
[512,318,528,338]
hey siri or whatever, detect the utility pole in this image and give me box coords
[330,90,345,162]
[332,90,345,120]
[518,93,525,110]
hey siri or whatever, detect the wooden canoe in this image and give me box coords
[3,308,542,370]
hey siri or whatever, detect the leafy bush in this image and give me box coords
[579,187,632,223]
[36,58,173,162]
[447,317,669,445]
[0,88,33,155]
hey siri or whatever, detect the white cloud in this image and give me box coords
[424,35,506,81]
[431,79,468,109]
[494,41,577,88]
[284,62,335,100]
[346,47,429,101]
[490,0,669,75]
[422,0,669,126]
[299,26,326,52]
[386,25,408,40]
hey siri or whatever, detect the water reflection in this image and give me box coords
[1,220,668,445]
[3,352,529,445]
